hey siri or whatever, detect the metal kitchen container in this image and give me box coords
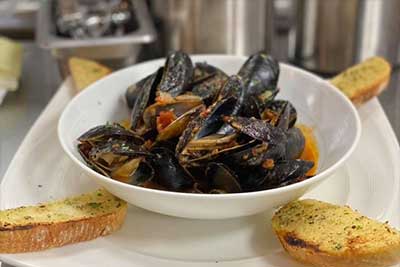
[292,0,400,73]
[150,0,273,56]
[36,0,156,74]
[355,0,400,65]
[293,0,358,73]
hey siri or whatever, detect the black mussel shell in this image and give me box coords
[190,62,228,106]
[206,162,242,193]
[88,139,149,159]
[159,51,193,97]
[196,96,238,139]
[175,114,205,156]
[239,159,313,191]
[263,100,297,129]
[130,67,163,130]
[78,124,144,145]
[285,127,305,159]
[223,142,285,168]
[238,52,280,110]
[151,147,194,191]
[130,161,155,186]
[223,116,286,144]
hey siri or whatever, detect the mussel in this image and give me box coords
[151,147,194,191]
[158,51,194,97]
[223,116,305,159]
[190,62,228,105]
[143,96,203,130]
[262,100,297,129]
[78,123,144,145]
[284,127,305,159]
[196,96,238,139]
[206,162,242,193]
[125,67,162,108]
[222,141,285,168]
[156,105,205,142]
[238,159,313,191]
[78,51,318,194]
[128,68,163,130]
[177,95,244,166]
[238,52,280,113]
[223,116,286,144]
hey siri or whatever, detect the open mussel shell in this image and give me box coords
[125,67,162,109]
[108,157,155,186]
[129,67,163,130]
[78,142,111,177]
[110,157,143,183]
[179,133,249,167]
[238,52,280,110]
[239,95,263,119]
[175,113,205,156]
[215,75,246,135]
[193,62,225,80]
[78,124,144,145]
[159,51,194,97]
[222,141,283,168]
[129,160,155,186]
[190,62,228,106]
[195,96,238,139]
[151,147,194,192]
[88,139,149,158]
[156,105,205,142]
[184,133,237,151]
[143,97,203,130]
[206,162,242,193]
[217,75,245,104]
[224,116,286,144]
[126,77,148,109]
[262,100,297,129]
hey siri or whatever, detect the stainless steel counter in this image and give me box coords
[0,42,399,267]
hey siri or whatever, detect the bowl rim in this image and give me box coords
[58,54,362,200]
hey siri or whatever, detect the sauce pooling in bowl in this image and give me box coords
[298,124,319,176]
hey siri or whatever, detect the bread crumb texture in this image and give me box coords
[272,199,400,255]
[0,189,125,230]
[68,57,112,91]
[331,57,391,100]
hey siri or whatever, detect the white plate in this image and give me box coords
[0,79,399,267]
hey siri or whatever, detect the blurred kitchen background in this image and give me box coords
[1,0,400,179]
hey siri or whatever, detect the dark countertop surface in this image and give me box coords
[0,42,399,267]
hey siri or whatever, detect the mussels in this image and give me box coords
[190,62,228,105]
[77,51,318,193]
[239,52,280,113]
[159,51,194,97]
[129,68,163,130]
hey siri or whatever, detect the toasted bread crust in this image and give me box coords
[68,57,112,92]
[0,204,126,253]
[349,75,390,106]
[272,199,400,267]
[330,56,391,105]
[275,230,400,267]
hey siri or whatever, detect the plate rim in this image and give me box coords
[1,67,398,267]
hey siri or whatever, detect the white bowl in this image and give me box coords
[58,55,361,219]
